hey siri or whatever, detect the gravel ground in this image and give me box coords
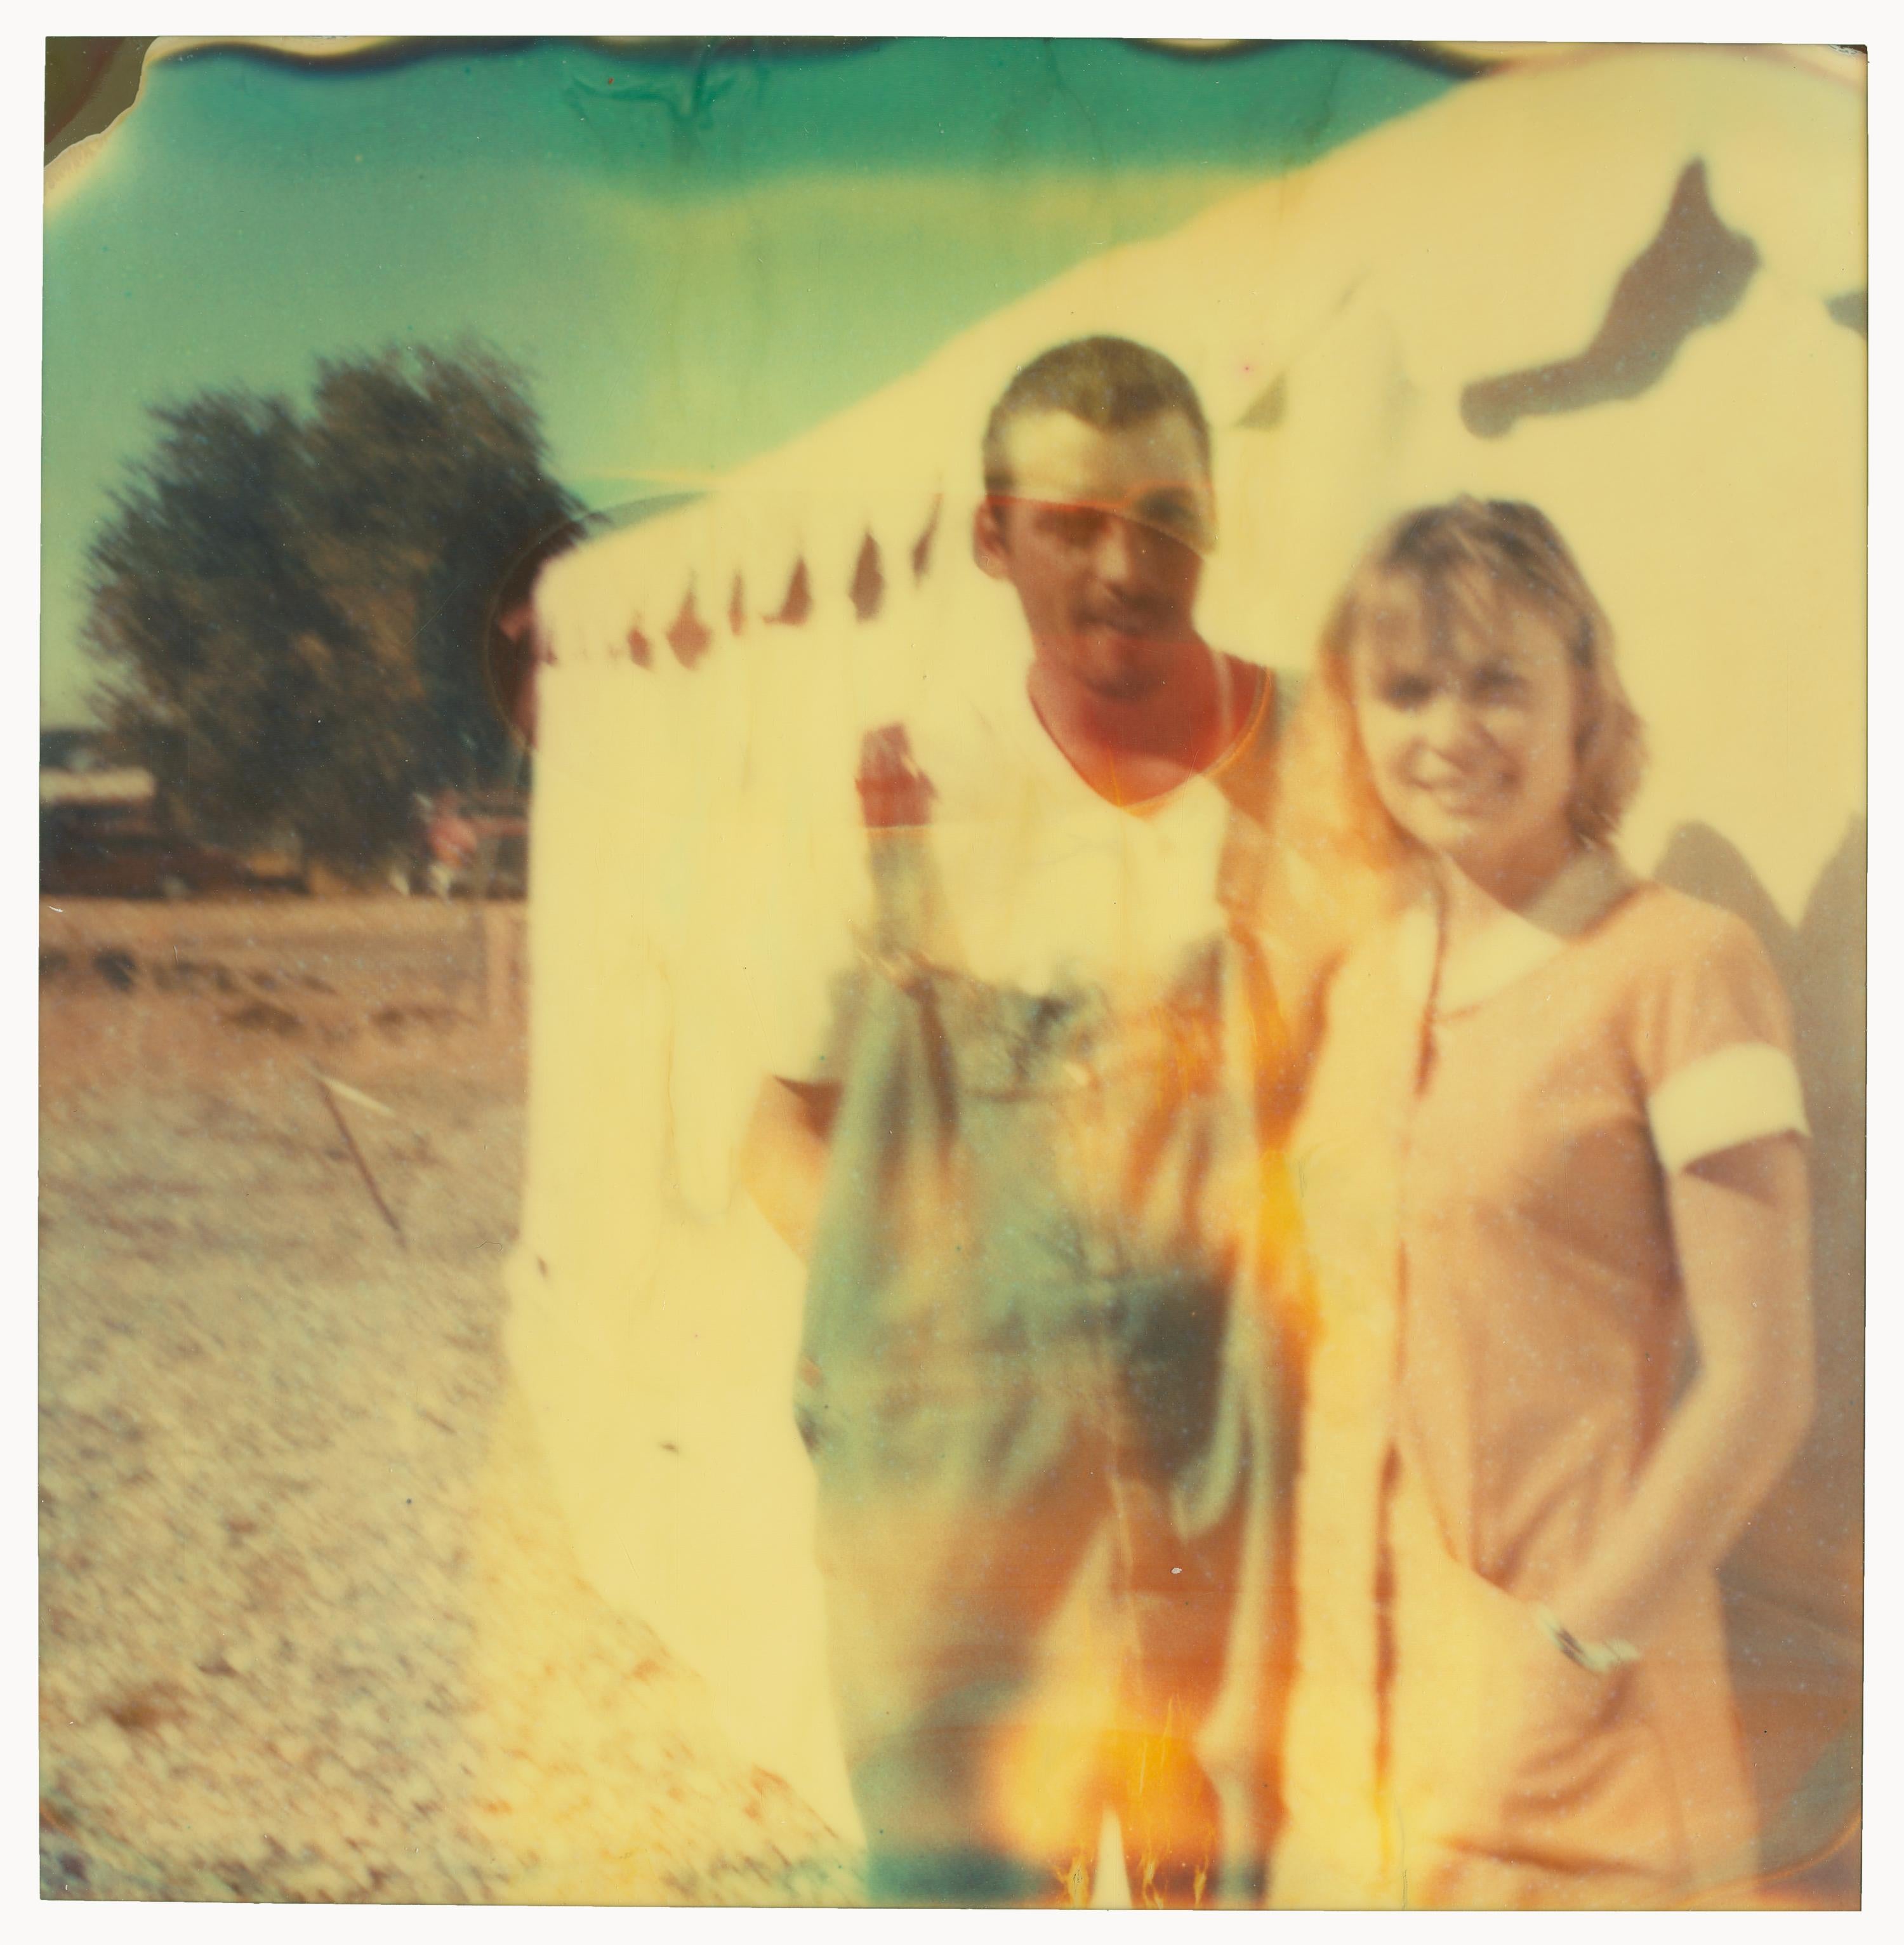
[37,914,1858,1909]
[39,1037,862,1904]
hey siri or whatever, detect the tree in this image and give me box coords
[83,342,579,872]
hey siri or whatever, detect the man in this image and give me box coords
[742,338,1306,1906]
[425,787,479,899]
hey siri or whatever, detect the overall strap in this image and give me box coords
[1213,668,1309,1147]
[1215,665,1302,932]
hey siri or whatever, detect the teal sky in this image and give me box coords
[43,37,1456,724]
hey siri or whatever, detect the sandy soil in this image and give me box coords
[38,902,861,1904]
[36,898,1856,1908]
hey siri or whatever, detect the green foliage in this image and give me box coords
[83,342,578,871]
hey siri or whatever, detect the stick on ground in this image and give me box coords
[308,1067,406,1248]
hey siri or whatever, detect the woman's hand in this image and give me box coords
[1419,1591,1686,1908]
[1468,1605,1630,1799]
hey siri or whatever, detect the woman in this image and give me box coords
[1269,498,1813,1909]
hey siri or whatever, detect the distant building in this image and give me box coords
[40,727,157,826]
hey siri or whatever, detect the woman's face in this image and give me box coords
[1351,587,1583,898]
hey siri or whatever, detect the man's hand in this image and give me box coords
[856,723,935,830]
[739,1076,840,1259]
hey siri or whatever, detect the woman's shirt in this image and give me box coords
[1273,849,1807,1904]
[1387,850,1807,1596]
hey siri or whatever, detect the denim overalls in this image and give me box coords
[793,692,1301,1906]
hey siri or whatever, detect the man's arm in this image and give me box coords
[743,720,915,1256]
[739,1076,840,1259]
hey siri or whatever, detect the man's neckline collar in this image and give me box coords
[1017,653,1271,818]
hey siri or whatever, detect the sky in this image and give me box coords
[41,37,1457,725]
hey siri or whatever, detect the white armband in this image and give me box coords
[1647,1042,1809,1175]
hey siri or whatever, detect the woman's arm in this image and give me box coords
[1547,1131,1813,1650]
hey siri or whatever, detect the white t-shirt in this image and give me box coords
[760,635,1276,1083]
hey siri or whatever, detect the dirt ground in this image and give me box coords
[37,896,1857,1909]
[37,899,861,1904]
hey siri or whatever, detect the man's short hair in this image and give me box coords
[981,336,1212,495]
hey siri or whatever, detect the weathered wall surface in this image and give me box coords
[519,46,1864,1876]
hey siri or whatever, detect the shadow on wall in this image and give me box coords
[1460,160,1759,439]
[1460,156,1865,441]
[1651,816,1865,1884]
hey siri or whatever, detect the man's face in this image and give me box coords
[974,408,1211,705]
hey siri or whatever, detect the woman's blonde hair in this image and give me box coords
[1297,496,1646,868]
